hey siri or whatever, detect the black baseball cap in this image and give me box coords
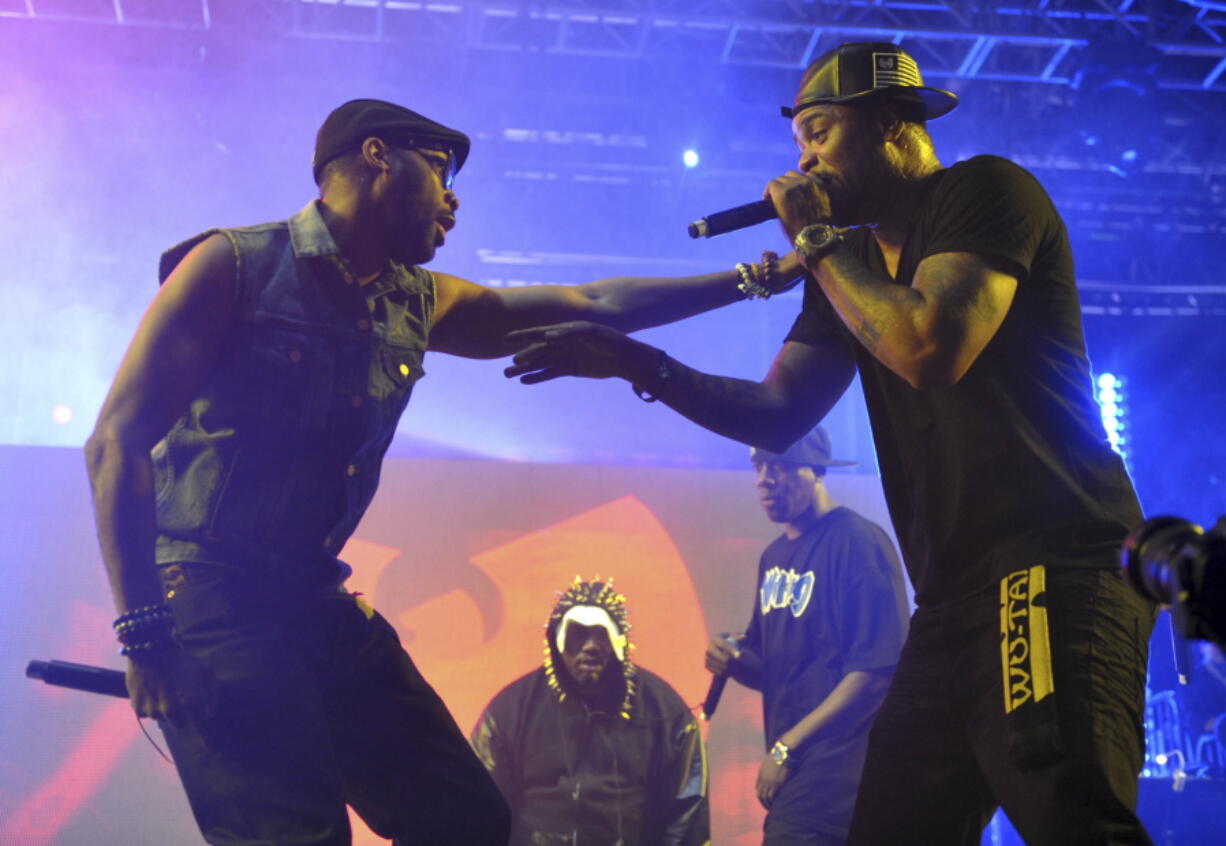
[783,42,958,121]
[312,98,471,185]
[749,425,857,469]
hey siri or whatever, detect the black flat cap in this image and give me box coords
[312,98,470,184]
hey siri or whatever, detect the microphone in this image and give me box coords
[688,199,777,239]
[702,634,744,721]
[27,659,129,698]
[702,675,729,722]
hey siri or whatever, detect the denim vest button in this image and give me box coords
[289,349,303,363]
[346,464,358,476]
[350,395,364,408]
[356,319,370,331]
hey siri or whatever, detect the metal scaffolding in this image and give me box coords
[4,0,1225,92]
[4,0,1222,286]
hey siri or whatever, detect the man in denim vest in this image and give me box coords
[85,99,798,845]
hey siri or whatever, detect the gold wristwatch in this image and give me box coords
[793,223,844,262]
[770,739,790,766]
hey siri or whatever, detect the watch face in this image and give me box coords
[771,743,788,764]
[811,225,836,249]
[798,224,836,256]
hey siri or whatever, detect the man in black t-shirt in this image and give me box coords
[507,41,1156,845]
[705,426,908,845]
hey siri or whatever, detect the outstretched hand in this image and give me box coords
[504,321,648,385]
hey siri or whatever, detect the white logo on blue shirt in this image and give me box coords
[759,567,815,618]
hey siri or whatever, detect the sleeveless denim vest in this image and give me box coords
[152,201,434,583]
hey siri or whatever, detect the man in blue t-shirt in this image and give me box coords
[706,426,908,845]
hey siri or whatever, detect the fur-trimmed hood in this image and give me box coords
[542,577,638,719]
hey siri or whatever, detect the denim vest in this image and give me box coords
[152,200,434,584]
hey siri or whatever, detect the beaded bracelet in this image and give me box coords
[115,619,175,645]
[114,604,176,655]
[113,603,173,629]
[113,604,174,637]
[120,638,176,658]
[735,262,772,300]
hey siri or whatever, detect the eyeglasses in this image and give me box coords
[400,137,458,190]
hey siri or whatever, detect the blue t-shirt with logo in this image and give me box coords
[741,506,909,831]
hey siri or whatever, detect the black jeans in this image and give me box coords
[157,563,509,846]
[848,567,1155,846]
[764,810,847,846]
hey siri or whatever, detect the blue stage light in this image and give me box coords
[1094,372,1130,461]
[682,149,700,168]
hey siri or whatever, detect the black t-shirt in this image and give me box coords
[786,155,1143,605]
[742,507,909,829]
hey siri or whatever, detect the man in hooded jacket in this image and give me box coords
[472,578,710,845]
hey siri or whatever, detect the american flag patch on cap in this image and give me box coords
[871,52,923,89]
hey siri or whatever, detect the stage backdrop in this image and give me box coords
[0,444,901,845]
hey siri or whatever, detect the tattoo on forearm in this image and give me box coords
[675,366,760,408]
[655,362,767,444]
[924,253,997,326]
[852,320,882,351]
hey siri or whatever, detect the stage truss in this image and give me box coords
[3,0,1225,92]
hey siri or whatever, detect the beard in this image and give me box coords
[374,194,438,267]
[823,138,913,227]
[825,169,886,226]
[823,182,865,227]
[561,656,622,703]
[400,241,435,266]
[386,225,435,267]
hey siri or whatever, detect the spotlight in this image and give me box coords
[1094,373,1130,461]
[51,404,74,425]
[682,149,700,168]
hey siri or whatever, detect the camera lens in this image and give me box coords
[1121,517,1205,604]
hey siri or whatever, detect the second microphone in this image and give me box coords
[688,199,777,239]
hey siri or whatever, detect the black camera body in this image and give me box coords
[1122,516,1226,647]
